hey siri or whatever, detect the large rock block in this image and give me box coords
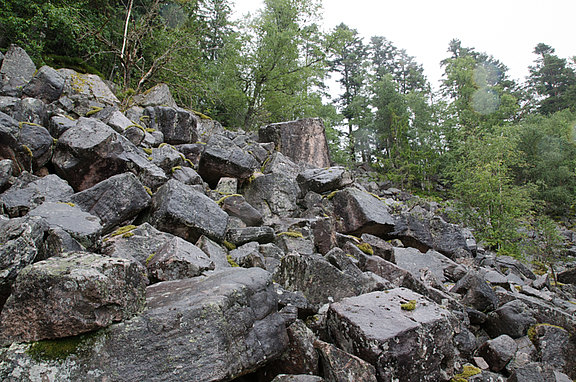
[0,252,147,344]
[149,179,229,242]
[0,45,36,97]
[58,69,120,115]
[327,288,457,382]
[244,173,300,219]
[331,187,395,237]
[393,247,467,284]
[144,106,198,144]
[0,268,288,381]
[52,117,129,191]
[296,166,353,195]
[451,271,499,312]
[0,173,74,217]
[22,65,65,103]
[198,134,258,187]
[132,83,177,108]
[314,340,378,382]
[70,172,151,232]
[259,118,330,168]
[476,335,517,372]
[485,300,537,338]
[103,223,174,265]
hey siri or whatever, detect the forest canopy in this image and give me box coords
[2,0,576,257]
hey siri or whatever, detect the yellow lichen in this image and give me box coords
[223,241,237,250]
[450,365,482,382]
[21,145,34,157]
[192,110,212,120]
[143,148,153,155]
[143,186,153,196]
[145,253,156,266]
[528,323,566,343]
[226,254,239,267]
[324,190,339,200]
[18,121,43,129]
[217,194,242,205]
[277,231,304,239]
[171,166,182,173]
[401,300,417,311]
[85,106,103,117]
[109,225,137,238]
[58,202,75,207]
[356,242,374,255]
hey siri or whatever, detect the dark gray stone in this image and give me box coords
[327,288,457,382]
[102,223,173,265]
[196,235,231,270]
[259,118,330,168]
[229,242,266,269]
[149,179,229,242]
[451,271,499,312]
[132,83,177,108]
[0,159,13,192]
[149,144,185,173]
[454,327,478,358]
[0,252,147,344]
[70,172,150,232]
[171,166,203,186]
[331,187,395,237]
[393,247,467,284]
[48,114,77,138]
[0,173,74,217]
[485,300,537,338]
[244,173,300,219]
[477,334,517,372]
[17,120,53,171]
[261,151,300,178]
[58,69,120,116]
[147,236,215,281]
[361,233,395,261]
[0,45,36,97]
[144,106,198,145]
[219,194,264,227]
[266,320,320,376]
[227,227,275,246]
[271,375,324,382]
[296,166,353,195]
[557,267,576,284]
[315,339,378,382]
[22,65,64,102]
[530,323,573,374]
[28,202,102,249]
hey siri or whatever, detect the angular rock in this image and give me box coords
[58,69,120,115]
[485,300,537,338]
[9,97,49,126]
[122,147,168,191]
[144,106,198,145]
[0,252,147,344]
[508,362,569,382]
[175,142,205,167]
[171,165,203,186]
[557,267,576,284]
[529,323,573,374]
[361,254,429,296]
[262,151,300,178]
[0,268,288,381]
[48,114,77,138]
[147,236,215,281]
[229,242,266,269]
[0,216,48,308]
[22,65,65,102]
[219,194,264,227]
[70,172,150,231]
[149,144,185,173]
[259,118,330,168]
[361,233,395,261]
[0,45,36,97]
[196,118,226,142]
[198,134,258,187]
[314,340,378,382]
[0,159,12,192]
[132,83,177,108]
[0,173,74,217]
[451,271,499,312]
[393,247,466,284]
[327,288,457,382]
[227,227,275,246]
[196,235,231,270]
[331,187,395,237]
[271,375,324,382]
[149,179,228,242]
[476,335,517,372]
[274,253,383,307]
[102,223,174,265]
[17,120,53,171]
[28,202,102,249]
[52,117,129,191]
[296,166,353,195]
[244,173,300,219]
[276,231,315,256]
[454,327,478,358]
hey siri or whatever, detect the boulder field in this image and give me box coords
[0,45,575,382]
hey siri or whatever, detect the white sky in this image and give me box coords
[232,0,576,89]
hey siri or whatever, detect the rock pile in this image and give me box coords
[0,45,575,382]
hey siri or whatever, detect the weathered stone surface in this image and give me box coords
[70,172,150,232]
[557,267,576,284]
[296,166,353,195]
[51,117,129,191]
[485,300,537,338]
[196,118,225,142]
[0,216,48,308]
[274,252,383,307]
[102,223,172,265]
[276,231,315,256]
[331,187,395,237]
[393,247,467,284]
[22,65,65,102]
[0,268,288,381]
[0,159,12,191]
[271,375,324,382]
[147,236,215,281]
[477,335,517,372]
[198,134,258,187]
[529,323,573,374]
[227,227,275,246]
[122,147,169,191]
[58,69,120,115]
[0,45,36,97]
[149,179,228,242]
[0,252,147,344]
[451,271,499,312]
[314,339,378,382]
[361,233,394,261]
[48,114,77,138]
[28,202,102,249]
[454,327,478,358]
[361,253,429,296]
[327,288,457,382]
[262,151,300,178]
[132,83,177,108]
[144,106,198,145]
[17,121,53,171]
[9,97,49,126]
[0,173,74,217]
[220,194,264,227]
[171,165,203,186]
[229,242,266,269]
[149,144,185,173]
[196,235,231,270]
[259,118,330,168]
[244,173,300,219]
[507,363,571,382]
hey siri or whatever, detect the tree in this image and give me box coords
[528,43,576,114]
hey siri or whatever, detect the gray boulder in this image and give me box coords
[58,69,120,115]
[48,114,77,138]
[147,236,215,281]
[28,202,102,249]
[219,194,264,227]
[70,172,150,232]
[314,339,378,382]
[227,226,275,246]
[331,187,395,237]
[296,166,353,195]
[259,118,331,168]
[0,268,288,381]
[451,271,499,312]
[0,252,147,344]
[477,335,518,372]
[149,179,229,242]
[327,288,457,382]
[149,144,185,173]
[244,173,300,219]
[102,223,174,265]
[229,242,266,269]
[198,134,258,187]
[22,65,65,102]
[485,300,537,338]
[557,267,576,284]
[393,247,467,284]
[196,235,231,270]
[144,106,198,145]
[132,83,177,108]
[0,159,12,191]
[0,173,74,217]
[171,165,203,186]
[0,45,36,97]
[529,323,574,375]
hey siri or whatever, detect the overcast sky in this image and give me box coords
[232,0,576,89]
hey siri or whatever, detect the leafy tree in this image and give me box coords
[528,43,576,114]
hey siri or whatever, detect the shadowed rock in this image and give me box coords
[22,65,65,102]
[0,45,36,97]
[314,340,378,382]
[297,166,353,195]
[144,106,198,145]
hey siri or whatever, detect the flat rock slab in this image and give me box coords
[327,288,457,382]
[0,268,288,382]
[297,166,353,195]
[0,252,147,344]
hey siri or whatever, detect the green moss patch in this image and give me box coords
[26,332,100,362]
[109,225,137,238]
[450,365,481,382]
[356,242,374,255]
[400,300,417,311]
[277,231,304,239]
